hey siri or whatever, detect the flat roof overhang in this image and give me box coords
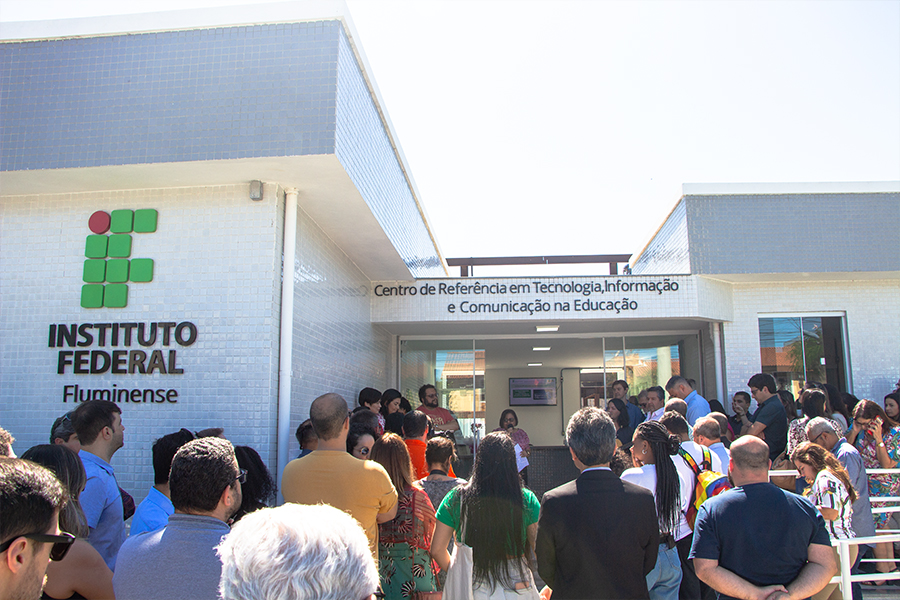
[0,155,417,281]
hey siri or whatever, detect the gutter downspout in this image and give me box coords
[712,322,725,407]
[276,187,299,503]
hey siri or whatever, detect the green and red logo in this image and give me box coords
[81,209,157,308]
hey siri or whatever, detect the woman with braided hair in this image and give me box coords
[621,420,688,600]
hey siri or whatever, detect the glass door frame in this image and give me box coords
[757,311,852,393]
[396,328,704,416]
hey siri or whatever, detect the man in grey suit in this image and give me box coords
[536,408,659,599]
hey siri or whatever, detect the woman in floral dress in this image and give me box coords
[371,433,439,600]
[846,399,900,579]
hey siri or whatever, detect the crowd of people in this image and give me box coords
[1,375,899,600]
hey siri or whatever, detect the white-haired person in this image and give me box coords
[217,503,379,600]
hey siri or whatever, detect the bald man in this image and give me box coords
[689,437,835,600]
[281,393,397,557]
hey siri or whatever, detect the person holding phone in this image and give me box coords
[846,399,900,581]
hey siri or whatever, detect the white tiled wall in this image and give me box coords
[722,279,900,406]
[0,185,283,502]
[287,204,393,457]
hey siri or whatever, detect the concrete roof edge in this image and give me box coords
[682,181,900,196]
[335,10,449,275]
[0,1,352,40]
[630,195,686,269]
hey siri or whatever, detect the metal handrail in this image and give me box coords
[832,534,900,599]
[766,467,900,599]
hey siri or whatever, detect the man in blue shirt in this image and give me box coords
[666,376,710,426]
[131,428,195,536]
[73,400,127,570]
[114,437,243,600]
[690,436,835,600]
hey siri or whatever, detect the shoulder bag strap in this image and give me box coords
[678,447,701,475]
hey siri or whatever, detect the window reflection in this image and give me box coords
[759,316,846,395]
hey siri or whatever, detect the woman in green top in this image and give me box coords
[430,432,541,598]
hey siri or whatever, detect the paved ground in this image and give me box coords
[862,585,900,598]
[529,567,900,598]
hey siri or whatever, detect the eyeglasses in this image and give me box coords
[809,431,827,446]
[0,531,76,561]
[234,469,248,485]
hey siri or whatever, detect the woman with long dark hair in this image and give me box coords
[778,390,799,421]
[621,421,686,600]
[791,441,858,600]
[883,391,899,422]
[21,444,114,600]
[371,433,439,600]
[232,445,276,523]
[606,398,634,449]
[786,390,843,457]
[430,432,541,598]
[346,424,376,460]
[381,389,404,419]
[823,383,851,431]
[846,400,900,580]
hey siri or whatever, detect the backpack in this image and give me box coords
[678,445,732,530]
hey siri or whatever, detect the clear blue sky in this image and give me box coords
[3,0,898,275]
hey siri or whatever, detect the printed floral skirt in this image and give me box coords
[379,541,437,599]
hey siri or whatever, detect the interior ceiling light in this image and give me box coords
[532,347,551,351]
[581,368,604,374]
[528,363,543,367]
[536,325,559,332]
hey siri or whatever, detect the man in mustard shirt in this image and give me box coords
[282,393,398,556]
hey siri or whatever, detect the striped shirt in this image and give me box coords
[809,469,855,540]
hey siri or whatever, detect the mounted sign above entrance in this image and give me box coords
[372,275,732,324]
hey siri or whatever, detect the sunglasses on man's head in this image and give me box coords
[0,531,75,561]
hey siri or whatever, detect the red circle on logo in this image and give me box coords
[89,211,111,234]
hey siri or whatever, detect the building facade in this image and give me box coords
[2,5,898,500]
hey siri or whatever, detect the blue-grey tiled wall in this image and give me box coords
[0,22,340,170]
[632,199,691,275]
[685,193,900,274]
[334,30,444,277]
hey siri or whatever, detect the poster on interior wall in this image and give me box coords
[509,377,557,406]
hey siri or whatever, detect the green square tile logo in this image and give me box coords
[85,235,108,258]
[81,209,158,308]
[110,210,134,233]
[134,209,158,233]
[108,235,132,258]
[83,260,106,283]
[130,259,154,283]
[106,259,130,283]
[103,284,128,308]
[81,284,104,308]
